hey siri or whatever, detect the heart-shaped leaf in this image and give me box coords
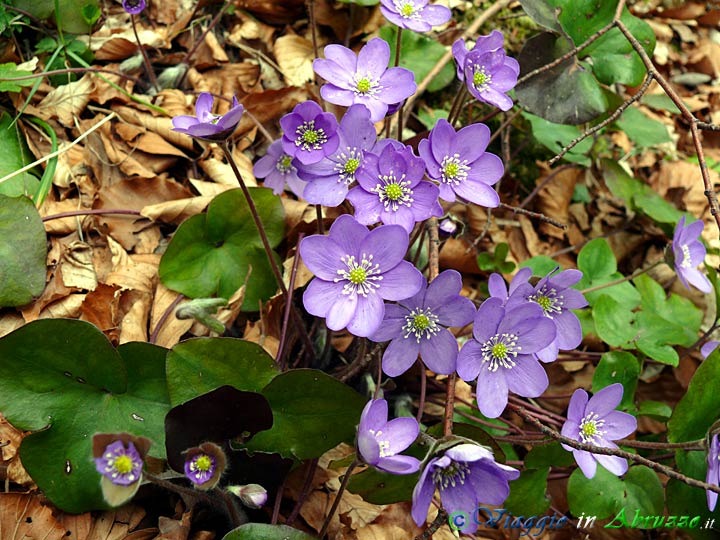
[159,188,284,311]
[0,320,170,512]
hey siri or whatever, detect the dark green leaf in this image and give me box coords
[242,369,365,460]
[567,466,623,519]
[223,524,317,540]
[166,337,279,406]
[159,188,284,310]
[519,0,562,31]
[637,400,672,421]
[620,466,664,524]
[666,450,720,535]
[516,33,607,125]
[592,295,636,347]
[668,348,720,442]
[505,468,551,515]
[616,107,672,148]
[592,352,639,408]
[0,112,41,196]
[0,321,170,512]
[0,195,46,306]
[525,442,575,468]
[347,466,419,504]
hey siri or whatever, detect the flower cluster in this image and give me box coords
[560,384,637,479]
[452,30,519,111]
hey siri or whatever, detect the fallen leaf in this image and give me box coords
[274,35,315,87]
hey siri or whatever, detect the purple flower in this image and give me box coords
[495,268,588,363]
[370,270,475,376]
[185,453,216,484]
[123,0,146,14]
[560,384,637,479]
[280,101,340,165]
[313,38,417,122]
[418,119,503,206]
[296,104,377,207]
[452,31,519,111]
[253,140,307,198]
[300,214,423,337]
[412,443,519,534]
[171,93,245,141]
[379,0,452,32]
[183,442,226,490]
[347,143,442,233]
[672,216,712,293]
[95,440,143,486]
[702,341,719,358]
[707,434,719,511]
[357,399,421,474]
[456,298,556,418]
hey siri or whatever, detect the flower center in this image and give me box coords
[335,253,382,296]
[578,412,606,444]
[114,455,133,474]
[472,66,492,91]
[394,0,419,19]
[368,429,394,458]
[276,154,294,174]
[295,121,328,151]
[403,307,440,342]
[680,244,693,268]
[371,172,414,211]
[352,74,381,96]
[440,154,470,186]
[481,333,521,372]
[432,461,471,490]
[334,147,363,185]
[193,455,213,472]
[529,286,563,318]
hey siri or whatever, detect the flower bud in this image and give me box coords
[227,483,268,509]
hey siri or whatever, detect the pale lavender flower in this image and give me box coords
[347,143,442,233]
[300,214,423,337]
[707,434,719,511]
[313,38,417,122]
[172,93,244,141]
[280,100,340,165]
[495,268,588,363]
[357,399,420,474]
[379,0,452,32]
[560,384,637,479]
[123,0,146,14]
[296,104,377,206]
[702,341,719,358]
[457,298,555,418]
[452,31,519,111]
[95,440,143,486]
[370,270,475,376]
[412,443,519,534]
[253,140,307,198]
[672,216,712,293]
[418,118,503,206]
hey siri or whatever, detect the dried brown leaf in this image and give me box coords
[274,35,315,87]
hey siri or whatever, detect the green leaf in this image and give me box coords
[166,337,279,406]
[505,468,551,516]
[0,62,35,92]
[159,188,284,311]
[668,348,720,442]
[519,0,562,31]
[621,466,665,524]
[0,112,41,197]
[381,26,454,93]
[637,400,672,421]
[520,255,560,277]
[0,195,47,306]
[567,465,623,519]
[592,294,636,347]
[242,369,365,460]
[0,321,170,512]
[525,442,575,468]
[81,4,101,26]
[592,352,639,408]
[642,93,681,114]
[516,33,607,125]
[666,450,720,534]
[223,524,317,540]
[577,238,616,280]
[616,107,672,148]
[347,466,419,504]
[523,112,593,166]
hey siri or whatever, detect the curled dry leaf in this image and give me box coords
[273,35,316,88]
[34,75,95,127]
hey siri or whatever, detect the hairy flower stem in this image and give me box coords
[130,14,159,93]
[394,28,404,140]
[579,260,663,295]
[318,459,359,539]
[221,143,316,359]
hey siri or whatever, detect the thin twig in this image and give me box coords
[498,202,567,230]
[414,509,448,540]
[277,235,304,370]
[130,14,159,92]
[42,208,142,222]
[150,294,184,344]
[286,458,319,526]
[548,73,654,166]
[318,460,359,539]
